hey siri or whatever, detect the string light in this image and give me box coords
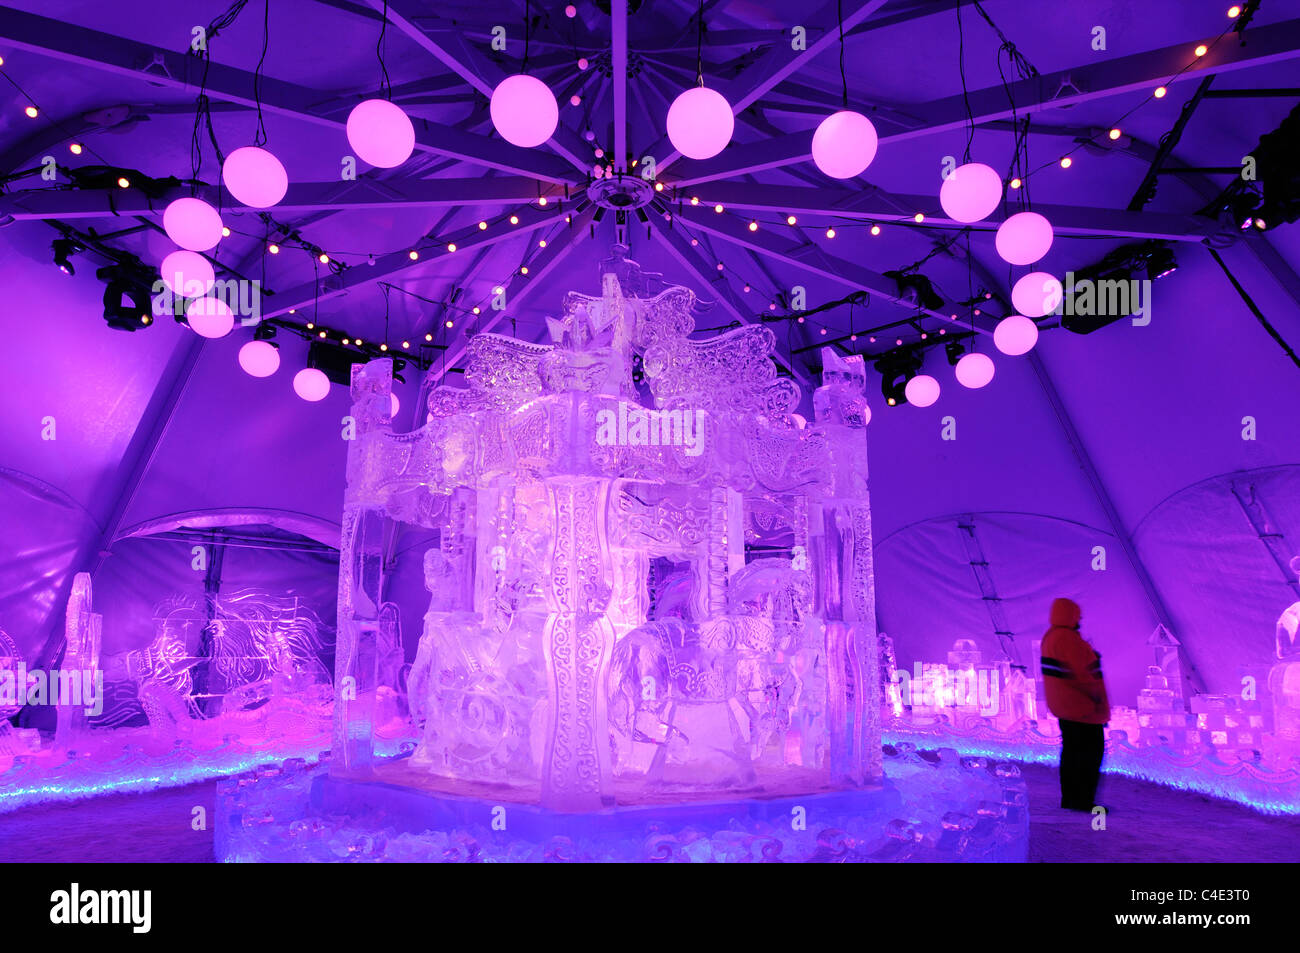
[318,253,330,263]
[425,332,433,341]
[510,215,520,225]
[1155,86,1168,98]
[1228,5,1241,16]
[826,227,836,238]
[1009,178,1022,189]
[221,226,231,237]
[446,243,456,252]
[479,221,488,230]
[268,243,280,254]
[714,204,724,213]
[871,224,881,236]
[654,182,664,192]
[409,250,419,260]
[539,239,547,248]
[23,105,37,118]
[748,221,758,231]
[786,215,797,225]
[1194,44,1208,57]
[116,176,130,188]
[401,340,410,349]
[1108,128,1122,140]
[69,143,83,155]
[690,197,699,206]
[913,212,925,223]
[445,319,454,328]
[1060,157,1072,169]
[538,196,549,206]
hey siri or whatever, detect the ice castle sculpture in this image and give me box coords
[334,246,882,809]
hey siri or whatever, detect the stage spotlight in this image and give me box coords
[884,270,945,312]
[873,348,924,406]
[96,262,155,332]
[52,238,82,275]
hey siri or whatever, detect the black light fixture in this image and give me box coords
[873,348,923,407]
[96,262,154,331]
[52,238,82,276]
[884,270,944,312]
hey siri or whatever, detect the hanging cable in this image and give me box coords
[523,0,532,74]
[252,0,270,146]
[838,0,848,108]
[957,0,974,163]
[695,0,704,86]
[377,0,392,98]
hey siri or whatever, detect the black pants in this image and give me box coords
[1058,719,1105,809]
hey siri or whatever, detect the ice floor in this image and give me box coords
[2,759,1297,863]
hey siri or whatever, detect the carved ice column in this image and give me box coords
[57,572,101,749]
[541,478,616,809]
[333,359,393,776]
[813,349,882,786]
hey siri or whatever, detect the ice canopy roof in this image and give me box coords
[1,0,1298,709]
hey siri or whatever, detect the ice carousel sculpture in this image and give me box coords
[335,246,881,809]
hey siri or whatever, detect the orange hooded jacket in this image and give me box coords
[1040,598,1110,725]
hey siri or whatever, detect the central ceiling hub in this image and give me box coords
[588,173,654,211]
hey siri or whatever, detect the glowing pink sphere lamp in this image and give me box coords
[939,162,1003,223]
[490,75,559,148]
[163,197,224,251]
[222,146,288,209]
[995,211,1054,265]
[293,367,330,402]
[160,250,215,298]
[955,351,995,388]
[994,314,1039,356]
[347,99,415,168]
[905,374,941,407]
[238,340,280,377]
[811,111,878,179]
[666,87,734,160]
[1012,272,1063,318]
[185,296,235,339]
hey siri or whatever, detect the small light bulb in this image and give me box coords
[380,343,388,351]
[425,332,433,342]
[654,182,664,192]
[445,319,454,328]
[318,330,327,338]
[521,266,529,274]
[578,57,589,70]
[714,204,723,213]
[538,196,549,206]
[570,94,581,106]
[748,221,758,232]
[510,215,519,225]
[117,176,130,189]
[472,306,481,314]
[690,196,699,206]
[871,224,881,236]
[786,215,797,225]
[24,105,37,118]
[743,285,751,293]
[826,227,836,238]
[1109,127,1121,140]
[402,340,410,349]
[1060,156,1073,169]
[1155,86,1168,98]
[69,143,83,155]
[539,239,547,248]
[1195,44,1208,57]
[306,322,313,329]
[409,250,419,260]
[268,243,280,254]
[343,338,351,345]
[446,243,456,252]
[1009,178,1021,189]
[1228,5,1241,17]
[820,328,827,335]
[479,221,488,230]
[716,263,724,271]
[914,212,925,223]
[221,226,231,237]
[319,253,330,263]
[594,147,604,158]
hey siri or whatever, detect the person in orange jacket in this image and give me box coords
[1041,597,1110,811]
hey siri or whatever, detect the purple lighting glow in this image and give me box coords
[995,211,1054,266]
[811,110,878,179]
[939,162,1003,223]
[346,99,415,168]
[162,198,224,252]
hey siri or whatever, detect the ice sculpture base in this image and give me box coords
[215,745,1029,862]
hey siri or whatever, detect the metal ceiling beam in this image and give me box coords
[668,17,1300,186]
[650,216,811,385]
[427,204,600,384]
[0,176,556,220]
[362,0,592,173]
[260,203,574,319]
[670,205,962,326]
[612,0,629,172]
[645,0,891,172]
[0,5,578,184]
[671,181,1217,242]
